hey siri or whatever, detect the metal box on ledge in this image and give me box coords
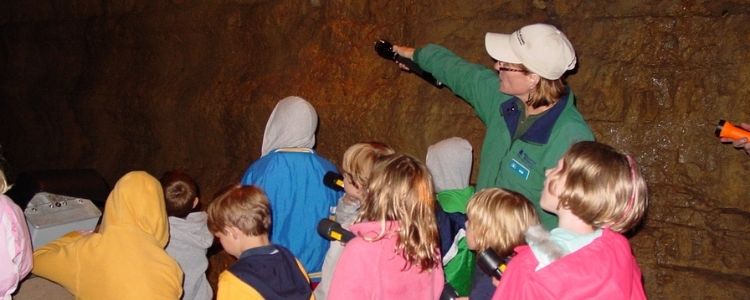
[24,192,102,250]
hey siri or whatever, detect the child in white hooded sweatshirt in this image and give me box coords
[240,96,342,281]
[161,171,213,300]
[426,137,476,296]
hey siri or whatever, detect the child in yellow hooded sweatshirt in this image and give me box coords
[31,171,184,300]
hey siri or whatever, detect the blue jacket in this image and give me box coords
[241,149,342,275]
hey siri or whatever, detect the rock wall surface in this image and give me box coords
[1,1,749,298]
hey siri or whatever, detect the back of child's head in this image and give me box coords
[466,188,538,257]
[550,141,648,233]
[160,171,199,218]
[207,184,271,236]
[358,153,439,271]
[426,137,473,192]
[341,142,396,189]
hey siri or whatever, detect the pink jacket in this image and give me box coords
[0,195,32,299]
[492,228,646,300]
[328,221,444,300]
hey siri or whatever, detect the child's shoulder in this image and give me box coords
[185,211,208,222]
[251,149,337,171]
[592,228,633,252]
[345,221,400,249]
[218,270,263,297]
[168,211,208,226]
[167,212,212,247]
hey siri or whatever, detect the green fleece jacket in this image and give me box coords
[414,44,594,229]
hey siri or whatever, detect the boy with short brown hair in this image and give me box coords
[160,171,213,300]
[207,185,312,300]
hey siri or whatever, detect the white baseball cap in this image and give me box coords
[485,23,576,80]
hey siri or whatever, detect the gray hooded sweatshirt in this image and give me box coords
[166,211,213,300]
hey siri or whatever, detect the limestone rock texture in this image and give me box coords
[1,0,749,298]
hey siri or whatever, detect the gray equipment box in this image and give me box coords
[25,192,102,250]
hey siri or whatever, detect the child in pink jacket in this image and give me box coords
[1,189,33,299]
[315,142,395,300]
[328,154,444,300]
[492,141,648,299]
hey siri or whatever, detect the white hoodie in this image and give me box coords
[260,96,318,157]
[426,137,473,193]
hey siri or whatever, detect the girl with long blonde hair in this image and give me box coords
[328,154,444,300]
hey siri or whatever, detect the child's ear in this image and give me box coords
[192,197,199,209]
[226,226,242,239]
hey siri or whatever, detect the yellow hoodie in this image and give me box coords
[32,171,184,299]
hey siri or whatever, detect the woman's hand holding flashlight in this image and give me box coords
[392,45,415,71]
[720,122,750,155]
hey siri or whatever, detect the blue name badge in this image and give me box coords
[510,159,530,180]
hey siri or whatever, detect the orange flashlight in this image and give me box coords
[716,120,750,141]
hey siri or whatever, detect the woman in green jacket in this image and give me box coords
[393,23,594,229]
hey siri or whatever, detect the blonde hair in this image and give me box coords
[528,77,565,108]
[357,154,440,271]
[0,169,7,194]
[341,142,395,189]
[506,62,566,108]
[207,185,271,236]
[466,188,539,257]
[549,141,648,233]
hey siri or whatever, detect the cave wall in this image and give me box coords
[1,0,749,298]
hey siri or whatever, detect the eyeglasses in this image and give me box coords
[495,61,526,73]
[497,66,526,73]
